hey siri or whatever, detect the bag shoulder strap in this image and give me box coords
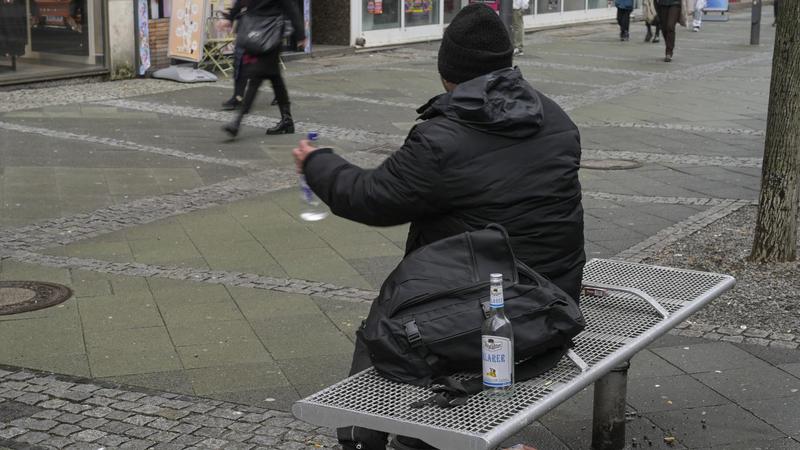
[409,345,569,409]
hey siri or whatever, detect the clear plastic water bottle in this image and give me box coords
[299,132,329,222]
[482,273,514,398]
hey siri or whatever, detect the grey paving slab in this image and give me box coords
[627,374,730,413]
[692,364,800,403]
[646,404,784,448]
[652,342,767,374]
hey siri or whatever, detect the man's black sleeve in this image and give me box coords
[303,129,443,227]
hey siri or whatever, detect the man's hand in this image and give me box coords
[293,139,319,173]
[297,39,308,50]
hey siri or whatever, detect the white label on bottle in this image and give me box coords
[490,285,503,307]
[482,335,513,387]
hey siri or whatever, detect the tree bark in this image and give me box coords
[750,0,800,262]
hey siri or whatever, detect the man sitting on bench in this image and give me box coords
[292,5,586,449]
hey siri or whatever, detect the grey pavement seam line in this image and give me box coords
[614,199,755,263]
[583,148,763,168]
[0,121,252,169]
[96,99,407,146]
[207,85,421,109]
[0,167,298,252]
[0,79,197,113]
[583,192,745,206]
[578,121,765,137]
[2,250,378,303]
[560,52,772,112]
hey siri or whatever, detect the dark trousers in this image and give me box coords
[238,71,289,118]
[336,331,435,450]
[657,4,681,55]
[232,45,246,99]
[646,14,661,38]
[774,0,780,22]
[617,8,632,36]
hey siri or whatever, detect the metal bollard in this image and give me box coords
[591,361,631,450]
[750,0,762,45]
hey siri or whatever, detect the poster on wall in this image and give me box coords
[137,0,151,75]
[303,0,311,53]
[168,0,207,62]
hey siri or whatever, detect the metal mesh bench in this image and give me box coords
[292,258,735,450]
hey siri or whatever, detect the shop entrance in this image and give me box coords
[359,0,443,47]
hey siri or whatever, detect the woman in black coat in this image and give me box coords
[656,0,681,62]
[220,0,305,137]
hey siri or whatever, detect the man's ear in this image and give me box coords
[441,78,458,92]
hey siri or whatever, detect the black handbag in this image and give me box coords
[359,224,585,406]
[236,13,284,55]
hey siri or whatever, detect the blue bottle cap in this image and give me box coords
[307,132,319,141]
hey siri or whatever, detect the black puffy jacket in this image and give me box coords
[304,67,585,300]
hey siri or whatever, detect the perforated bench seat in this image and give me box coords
[292,259,735,450]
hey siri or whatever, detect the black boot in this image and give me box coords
[266,103,295,135]
[222,114,242,138]
[645,27,652,42]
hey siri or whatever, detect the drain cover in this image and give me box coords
[581,159,642,170]
[0,281,72,315]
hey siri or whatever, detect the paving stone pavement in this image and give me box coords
[1,8,799,449]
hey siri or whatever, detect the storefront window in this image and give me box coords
[363,0,400,31]
[1,0,106,84]
[587,0,607,8]
[538,0,561,13]
[444,0,468,23]
[564,0,584,11]
[404,0,438,27]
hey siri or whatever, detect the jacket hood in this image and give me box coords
[417,67,544,138]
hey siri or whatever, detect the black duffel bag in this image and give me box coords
[359,224,585,403]
[236,13,284,55]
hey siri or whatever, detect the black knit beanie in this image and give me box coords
[438,4,513,84]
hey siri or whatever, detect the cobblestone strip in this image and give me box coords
[669,321,799,349]
[0,121,252,169]
[583,148,763,168]
[0,365,341,450]
[0,168,297,252]
[559,52,772,112]
[582,192,741,207]
[0,79,196,113]
[3,250,378,303]
[97,99,407,146]
[579,122,765,137]
[614,199,755,263]
[514,59,660,77]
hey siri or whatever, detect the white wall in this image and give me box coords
[107,0,136,73]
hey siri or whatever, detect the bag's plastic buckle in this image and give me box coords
[404,320,422,348]
[582,286,609,297]
[481,301,491,319]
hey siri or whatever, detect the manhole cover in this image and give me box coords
[581,159,642,170]
[0,281,72,315]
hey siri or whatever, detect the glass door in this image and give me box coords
[358,0,444,47]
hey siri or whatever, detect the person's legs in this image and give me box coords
[223,46,246,110]
[512,8,525,53]
[265,72,295,134]
[621,9,632,40]
[658,4,677,60]
[653,15,661,42]
[692,2,703,29]
[222,76,263,137]
[645,21,653,41]
[773,0,779,25]
[617,8,624,39]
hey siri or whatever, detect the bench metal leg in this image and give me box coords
[591,361,630,450]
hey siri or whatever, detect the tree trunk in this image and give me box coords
[749,0,800,263]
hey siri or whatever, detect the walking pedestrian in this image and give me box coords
[656,0,682,62]
[692,0,706,31]
[220,0,305,138]
[615,0,634,41]
[512,0,529,55]
[643,0,661,42]
[293,5,585,448]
